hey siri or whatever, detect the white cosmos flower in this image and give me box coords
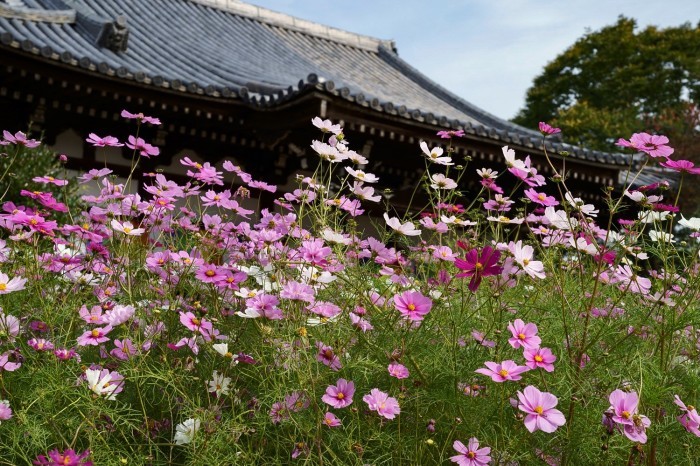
[638,210,672,224]
[345,167,379,183]
[678,216,700,231]
[384,213,421,236]
[207,370,231,397]
[419,141,453,165]
[174,418,201,445]
[649,230,675,243]
[85,369,119,400]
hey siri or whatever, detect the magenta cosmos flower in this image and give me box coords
[33,449,92,466]
[363,388,400,420]
[323,412,342,427]
[450,438,491,466]
[524,347,556,372]
[507,319,541,349]
[517,386,566,433]
[524,188,559,207]
[660,159,700,175]
[475,360,529,383]
[393,290,432,321]
[321,379,355,408]
[674,395,700,437]
[538,122,561,135]
[454,245,502,292]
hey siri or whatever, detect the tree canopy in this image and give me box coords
[513,17,700,153]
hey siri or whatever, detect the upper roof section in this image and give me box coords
[0,0,630,165]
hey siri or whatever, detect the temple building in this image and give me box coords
[0,0,647,211]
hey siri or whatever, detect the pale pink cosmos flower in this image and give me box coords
[0,399,11,423]
[363,388,400,420]
[517,385,566,433]
[76,325,112,346]
[110,219,145,236]
[430,173,458,190]
[509,240,546,279]
[524,347,556,372]
[384,213,421,236]
[450,438,491,466]
[311,117,342,134]
[388,362,410,379]
[32,175,68,186]
[0,273,27,294]
[393,290,432,321]
[475,360,529,382]
[507,319,541,349]
[345,167,379,183]
[321,379,355,408]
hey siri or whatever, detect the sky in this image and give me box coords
[247,0,698,121]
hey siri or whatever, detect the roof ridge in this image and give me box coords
[188,0,395,52]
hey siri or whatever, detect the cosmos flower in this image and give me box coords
[517,386,566,433]
[363,388,400,420]
[450,438,491,466]
[321,379,355,409]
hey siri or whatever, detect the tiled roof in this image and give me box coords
[0,0,631,165]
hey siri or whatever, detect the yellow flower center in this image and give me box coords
[191,318,201,326]
[91,329,100,337]
[622,410,631,419]
[498,369,508,377]
[535,355,543,362]
[337,393,345,400]
[475,262,483,270]
[123,226,132,234]
[0,284,6,291]
[518,333,526,340]
[407,304,416,311]
[535,406,544,415]
[205,270,216,277]
[467,452,476,459]
[538,193,546,201]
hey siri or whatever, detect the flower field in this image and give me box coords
[0,113,698,465]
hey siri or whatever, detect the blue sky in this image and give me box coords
[248,0,698,121]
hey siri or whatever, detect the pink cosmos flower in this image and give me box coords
[393,290,432,321]
[450,438,491,466]
[0,272,27,294]
[507,319,542,349]
[126,135,160,158]
[76,325,112,346]
[608,389,651,443]
[28,338,54,352]
[674,395,700,437]
[517,385,566,433]
[388,362,410,379]
[33,448,92,466]
[454,245,502,292]
[0,351,21,372]
[85,133,123,147]
[616,132,673,158]
[524,347,556,372]
[363,388,400,420]
[323,412,342,427]
[3,130,40,148]
[475,360,529,382]
[525,188,559,207]
[321,378,355,408]
[121,109,161,125]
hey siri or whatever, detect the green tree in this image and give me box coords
[513,17,700,152]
